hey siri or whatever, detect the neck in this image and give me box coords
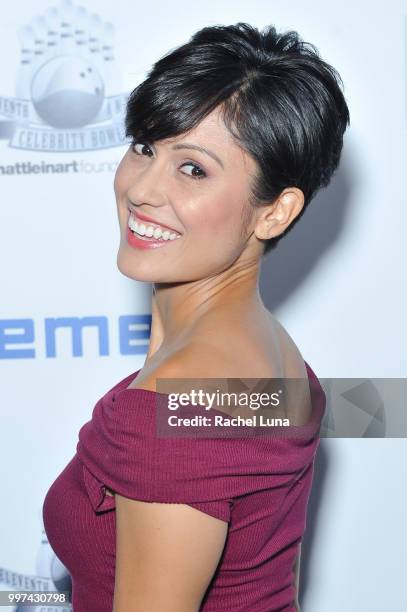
[147,255,266,358]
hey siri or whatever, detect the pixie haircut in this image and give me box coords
[125,22,350,255]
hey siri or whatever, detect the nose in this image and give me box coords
[127,155,167,208]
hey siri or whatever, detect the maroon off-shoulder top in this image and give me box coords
[42,361,325,611]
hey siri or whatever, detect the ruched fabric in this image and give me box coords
[43,361,325,611]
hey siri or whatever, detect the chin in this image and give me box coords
[116,251,151,282]
[116,250,174,283]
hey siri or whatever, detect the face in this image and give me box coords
[114,105,261,283]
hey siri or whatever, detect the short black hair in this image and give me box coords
[125,22,350,255]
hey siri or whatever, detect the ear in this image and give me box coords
[254,188,305,241]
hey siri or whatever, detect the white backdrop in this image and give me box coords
[1,1,406,611]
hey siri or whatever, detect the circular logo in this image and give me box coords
[31,55,104,128]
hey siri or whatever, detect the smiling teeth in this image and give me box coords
[128,214,180,241]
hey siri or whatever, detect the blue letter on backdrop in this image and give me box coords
[45,316,109,357]
[119,314,151,354]
[0,319,35,359]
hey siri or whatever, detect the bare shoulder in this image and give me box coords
[129,318,307,396]
[266,312,309,379]
[127,342,237,393]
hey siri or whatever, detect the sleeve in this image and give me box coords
[80,460,232,522]
[76,377,325,524]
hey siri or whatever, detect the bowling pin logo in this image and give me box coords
[1,0,127,151]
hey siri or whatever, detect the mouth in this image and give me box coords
[126,209,183,247]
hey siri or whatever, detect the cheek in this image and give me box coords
[113,156,130,197]
[188,185,247,237]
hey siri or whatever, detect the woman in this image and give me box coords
[43,22,349,611]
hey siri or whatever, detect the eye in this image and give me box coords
[130,140,154,157]
[180,162,206,180]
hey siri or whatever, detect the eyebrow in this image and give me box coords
[171,143,224,169]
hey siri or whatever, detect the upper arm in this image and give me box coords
[113,494,228,612]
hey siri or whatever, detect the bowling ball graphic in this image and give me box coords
[31,55,105,128]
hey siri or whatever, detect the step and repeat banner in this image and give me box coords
[1,1,406,611]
